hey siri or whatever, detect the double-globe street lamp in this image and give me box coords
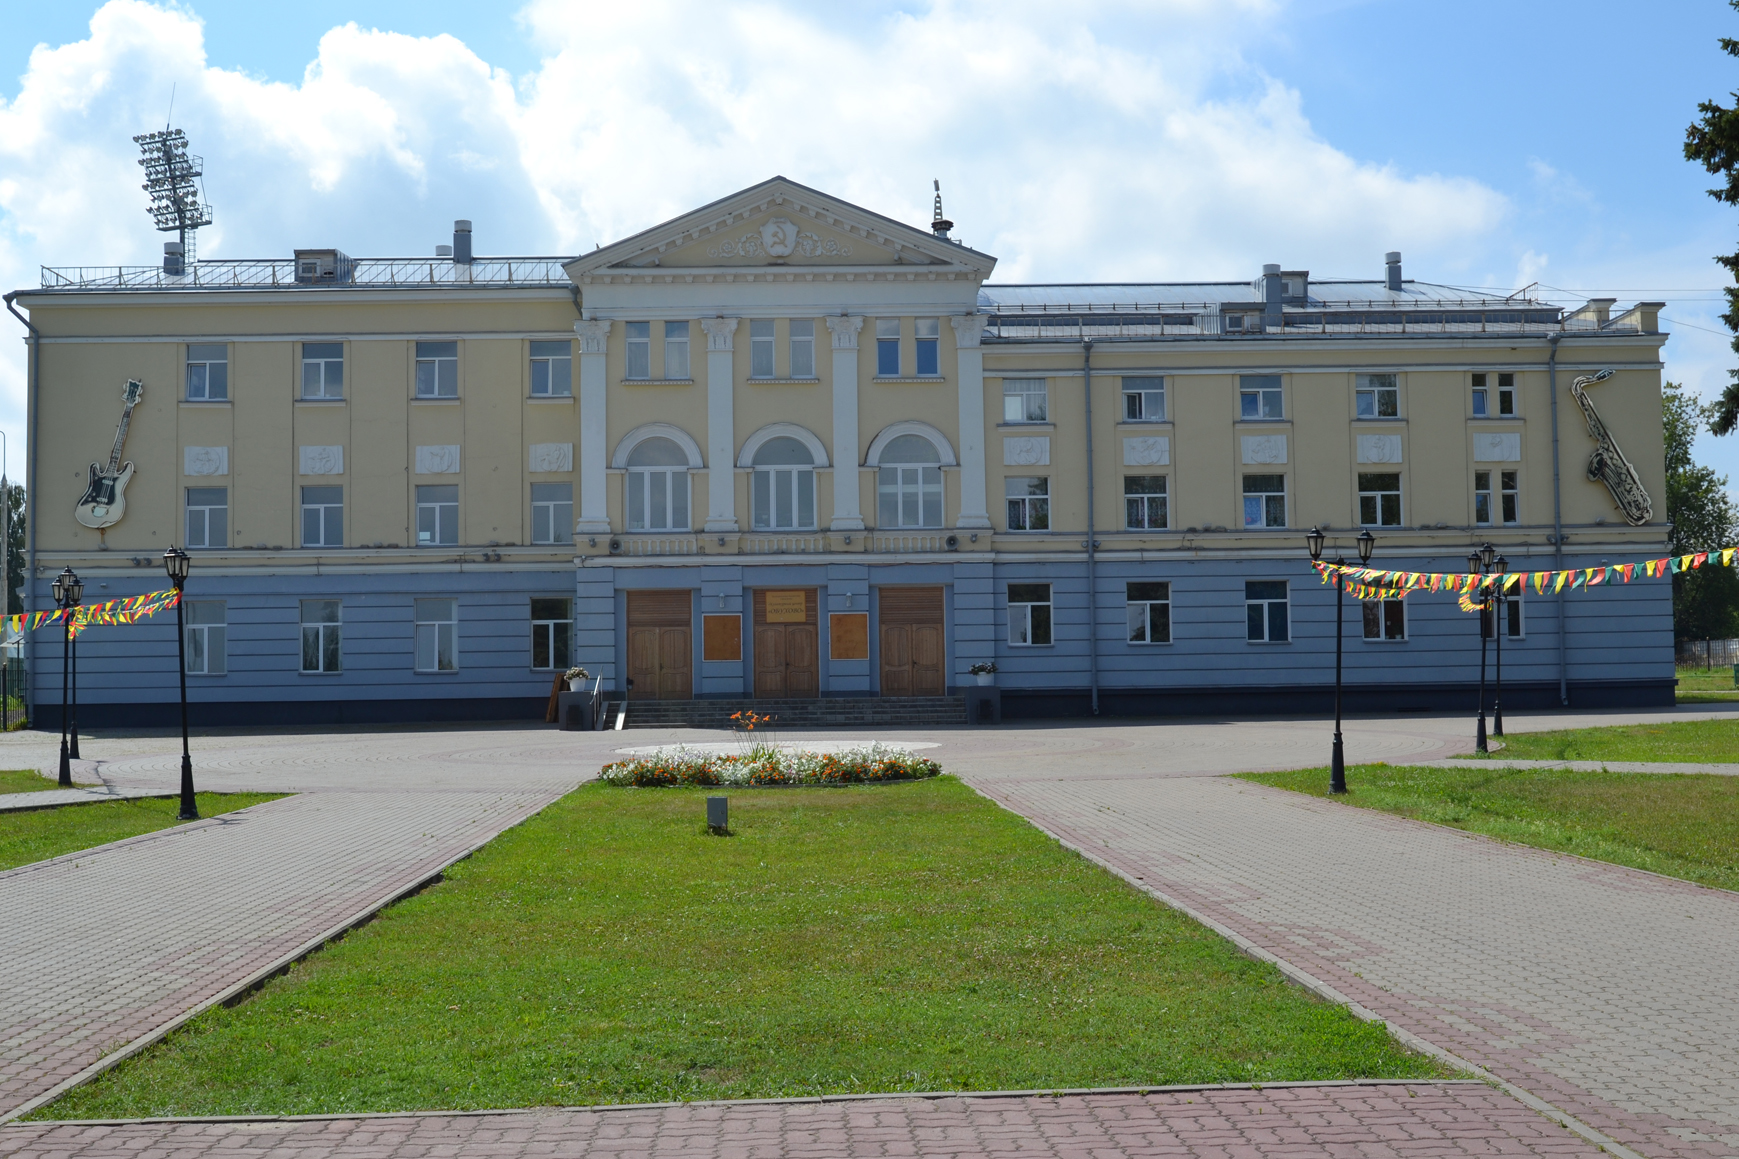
[1467,543,1505,753]
[1307,525,1375,794]
[164,546,197,820]
[50,566,82,787]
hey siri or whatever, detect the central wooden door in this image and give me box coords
[753,588,818,698]
[626,589,693,700]
[879,586,944,697]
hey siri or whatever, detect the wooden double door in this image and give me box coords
[879,586,945,697]
[753,588,818,699]
[626,589,693,700]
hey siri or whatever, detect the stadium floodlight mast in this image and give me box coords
[134,128,213,267]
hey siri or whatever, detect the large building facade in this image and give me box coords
[9,177,1673,725]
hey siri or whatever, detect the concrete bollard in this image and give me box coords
[707,796,729,835]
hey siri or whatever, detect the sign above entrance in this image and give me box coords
[764,590,807,622]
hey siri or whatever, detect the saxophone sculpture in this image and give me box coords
[1569,369,1653,526]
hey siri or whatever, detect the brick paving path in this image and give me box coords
[0,1082,1604,1159]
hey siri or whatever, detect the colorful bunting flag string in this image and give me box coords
[4,589,181,637]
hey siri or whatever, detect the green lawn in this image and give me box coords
[40,778,1437,1119]
[0,768,76,795]
[1241,764,1739,892]
[1487,716,1739,763]
[1676,666,1739,702]
[0,793,285,873]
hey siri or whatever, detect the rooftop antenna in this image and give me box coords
[930,178,953,240]
[134,119,213,266]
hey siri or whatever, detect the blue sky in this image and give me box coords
[1,0,1737,492]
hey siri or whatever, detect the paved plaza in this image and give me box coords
[0,704,1734,1158]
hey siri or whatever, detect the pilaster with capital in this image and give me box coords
[951,314,992,529]
[825,316,866,530]
[573,318,613,533]
[699,318,740,531]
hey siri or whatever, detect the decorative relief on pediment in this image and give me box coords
[1004,436,1050,466]
[1356,434,1402,464]
[1122,437,1169,467]
[706,215,855,260]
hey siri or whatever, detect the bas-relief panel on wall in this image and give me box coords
[1122,436,1170,466]
[1240,435,1287,465]
[529,443,573,473]
[183,446,228,476]
[298,445,344,476]
[415,445,462,475]
[1004,436,1050,466]
[1473,433,1522,462]
[1356,434,1403,464]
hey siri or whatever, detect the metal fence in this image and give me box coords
[1676,638,1739,668]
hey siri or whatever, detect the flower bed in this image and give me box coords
[600,743,942,788]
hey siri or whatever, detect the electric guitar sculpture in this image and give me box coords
[74,379,144,530]
[1569,369,1654,526]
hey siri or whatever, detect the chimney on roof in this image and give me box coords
[163,241,184,276]
[1384,251,1402,292]
[1262,263,1282,326]
[436,244,453,258]
[453,219,473,265]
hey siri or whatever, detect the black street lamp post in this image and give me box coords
[1492,554,1508,738]
[164,546,196,820]
[51,566,82,787]
[1308,526,1374,794]
[1469,542,1495,754]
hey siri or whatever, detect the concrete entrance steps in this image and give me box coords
[623,696,967,730]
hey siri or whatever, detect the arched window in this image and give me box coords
[626,437,690,530]
[876,433,943,528]
[752,436,815,530]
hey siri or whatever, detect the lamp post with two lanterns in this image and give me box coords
[1468,543,1498,753]
[50,566,82,787]
[1307,525,1375,794]
[164,546,197,820]
[1492,553,1509,738]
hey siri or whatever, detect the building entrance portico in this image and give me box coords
[753,588,818,698]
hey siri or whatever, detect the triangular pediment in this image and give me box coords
[564,177,996,281]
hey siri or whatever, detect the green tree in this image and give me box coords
[1684,3,1739,435]
[1664,381,1739,640]
[5,482,21,617]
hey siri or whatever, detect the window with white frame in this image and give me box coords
[664,321,691,380]
[415,597,459,673]
[299,599,341,673]
[751,436,815,530]
[1124,475,1168,530]
[414,341,458,398]
[788,319,814,378]
[1481,592,1525,639]
[750,318,776,378]
[1362,597,1406,641]
[1475,469,1519,526]
[183,600,227,675]
[1126,581,1171,644]
[1242,474,1286,529]
[876,434,943,528]
[1005,476,1050,531]
[915,317,940,376]
[1003,378,1047,423]
[531,482,574,543]
[624,322,651,379]
[531,597,571,670]
[186,487,228,548]
[1472,372,1516,417]
[1008,582,1052,646]
[876,318,900,376]
[1240,375,1283,419]
[416,484,459,546]
[530,340,572,396]
[1358,472,1403,527]
[626,438,689,531]
[301,485,343,548]
[1245,580,1289,642]
[1356,373,1398,418]
[1122,376,1165,422]
[301,343,344,400]
[186,344,229,401]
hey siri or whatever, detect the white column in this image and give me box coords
[951,313,991,529]
[574,318,612,534]
[700,317,740,532]
[825,315,866,531]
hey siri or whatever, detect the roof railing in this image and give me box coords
[38,256,574,291]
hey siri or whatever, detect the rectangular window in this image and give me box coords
[664,321,691,380]
[787,319,814,378]
[1472,372,1515,417]
[1122,376,1165,422]
[531,482,574,544]
[1239,374,1283,420]
[1126,581,1171,644]
[1482,593,1525,639]
[1473,470,1519,525]
[878,464,944,528]
[1242,474,1286,529]
[414,597,458,673]
[300,485,343,548]
[749,318,776,378]
[529,340,572,396]
[876,318,901,376]
[414,341,458,398]
[300,342,344,400]
[1497,371,1516,416]
[1124,475,1168,530]
[1500,468,1519,524]
[185,487,228,548]
[415,484,459,546]
[1357,472,1403,527]
[1355,373,1398,418]
[183,600,227,675]
[1472,373,1489,418]
[1245,580,1289,643]
[915,317,940,376]
[1003,378,1048,423]
[185,344,229,401]
[299,599,341,674]
[1008,582,1052,646]
[1005,476,1050,531]
[531,597,572,671]
[624,322,650,379]
[1362,597,1406,641]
